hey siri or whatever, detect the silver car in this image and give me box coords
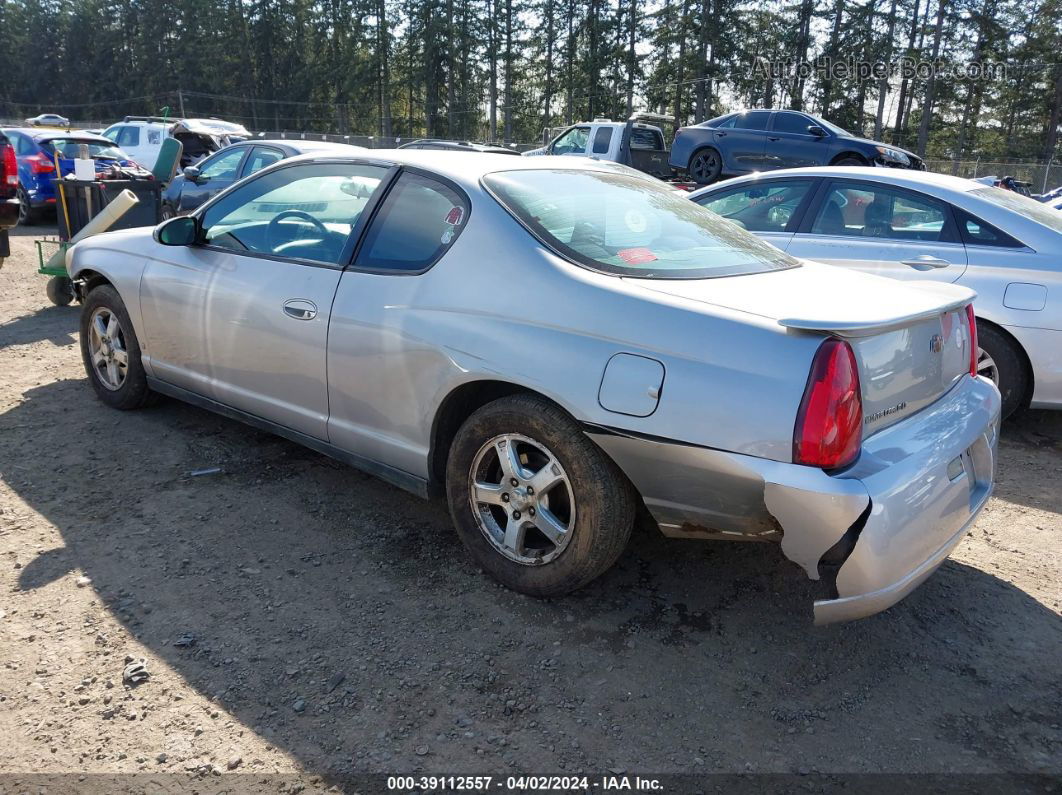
[689,167,1062,418]
[68,152,1000,623]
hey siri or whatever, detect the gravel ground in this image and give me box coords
[0,225,1060,790]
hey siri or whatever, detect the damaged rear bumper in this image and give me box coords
[586,375,1000,624]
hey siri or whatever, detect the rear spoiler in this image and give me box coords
[778,281,975,337]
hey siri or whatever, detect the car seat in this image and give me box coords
[862,200,892,237]
[816,199,846,235]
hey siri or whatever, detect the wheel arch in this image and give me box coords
[829,151,870,166]
[74,268,115,301]
[688,144,722,170]
[976,316,1035,408]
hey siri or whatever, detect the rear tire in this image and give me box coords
[46,276,74,306]
[80,285,158,410]
[976,322,1027,420]
[446,394,636,596]
[688,148,723,185]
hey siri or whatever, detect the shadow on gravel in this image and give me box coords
[0,304,79,349]
[3,377,1061,777]
[995,409,1062,514]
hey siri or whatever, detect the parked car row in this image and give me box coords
[0,128,151,225]
[68,150,1000,625]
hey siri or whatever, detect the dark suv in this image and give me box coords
[0,131,19,265]
[670,109,925,184]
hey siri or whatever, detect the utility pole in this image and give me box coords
[177,89,186,118]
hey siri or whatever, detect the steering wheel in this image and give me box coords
[266,210,329,252]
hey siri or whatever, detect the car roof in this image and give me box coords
[255,139,367,153]
[689,166,983,197]
[34,132,115,145]
[277,149,639,189]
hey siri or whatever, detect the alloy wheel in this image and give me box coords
[87,307,129,390]
[691,152,719,182]
[468,433,576,565]
[976,347,999,386]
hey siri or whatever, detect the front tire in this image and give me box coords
[446,394,636,596]
[833,156,866,167]
[688,148,723,185]
[80,285,157,410]
[976,322,1027,420]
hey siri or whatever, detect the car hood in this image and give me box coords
[622,260,971,335]
[841,136,918,159]
[522,147,547,157]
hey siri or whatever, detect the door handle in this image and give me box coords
[767,136,780,141]
[283,299,318,320]
[900,255,950,269]
[716,132,727,137]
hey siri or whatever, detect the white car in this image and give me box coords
[26,113,70,127]
[690,167,1062,418]
[101,116,251,170]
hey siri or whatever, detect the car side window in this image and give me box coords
[811,182,951,242]
[116,126,140,148]
[200,163,389,266]
[592,127,613,154]
[955,210,1023,248]
[14,133,36,155]
[102,127,119,142]
[772,112,813,135]
[696,180,813,232]
[199,148,246,180]
[732,111,772,131]
[243,146,285,176]
[552,127,590,155]
[355,171,469,273]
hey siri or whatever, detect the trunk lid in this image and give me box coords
[625,262,976,434]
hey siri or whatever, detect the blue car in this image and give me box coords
[161,138,365,219]
[669,109,925,185]
[1,128,148,225]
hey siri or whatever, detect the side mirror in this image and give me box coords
[154,216,199,246]
[807,125,826,137]
[183,165,202,182]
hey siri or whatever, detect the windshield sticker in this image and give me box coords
[618,247,657,265]
[623,208,648,234]
[445,206,464,226]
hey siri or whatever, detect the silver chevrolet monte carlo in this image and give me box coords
[67,152,1001,623]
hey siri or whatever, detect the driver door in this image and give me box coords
[693,177,816,250]
[140,161,392,439]
[177,146,248,213]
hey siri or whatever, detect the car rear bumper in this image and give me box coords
[587,375,1001,624]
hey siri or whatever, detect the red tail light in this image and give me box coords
[793,339,863,470]
[2,144,16,185]
[965,304,978,377]
[28,153,56,174]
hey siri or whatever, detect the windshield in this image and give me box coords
[43,139,127,160]
[484,169,800,279]
[972,186,1062,234]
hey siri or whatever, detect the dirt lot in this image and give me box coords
[0,225,1060,789]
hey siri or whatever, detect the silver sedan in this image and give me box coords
[68,152,1000,623]
[689,166,1062,418]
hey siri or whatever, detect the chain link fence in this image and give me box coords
[923,159,1062,194]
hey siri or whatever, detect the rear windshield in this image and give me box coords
[971,186,1062,234]
[483,169,799,279]
[42,139,126,160]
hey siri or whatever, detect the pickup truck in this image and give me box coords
[0,131,19,266]
[523,114,696,188]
